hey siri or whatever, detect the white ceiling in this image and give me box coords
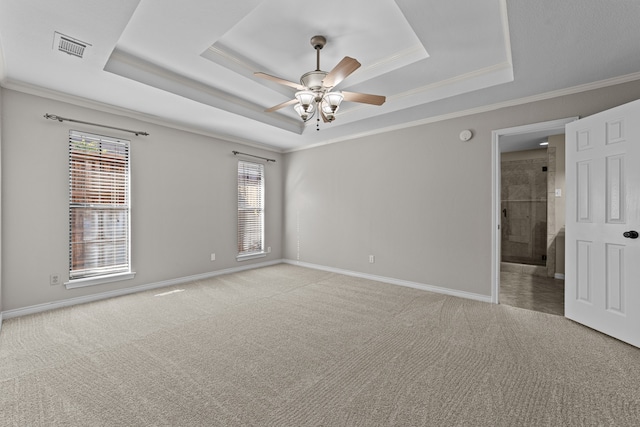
[1,0,639,152]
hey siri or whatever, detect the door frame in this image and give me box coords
[491,117,578,304]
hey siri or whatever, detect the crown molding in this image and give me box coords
[284,71,640,153]
[0,79,287,153]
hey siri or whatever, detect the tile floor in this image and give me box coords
[499,271,565,316]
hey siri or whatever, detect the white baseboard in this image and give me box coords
[283,259,492,303]
[1,258,492,321]
[1,259,284,320]
[554,273,565,280]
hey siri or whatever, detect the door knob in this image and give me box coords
[623,230,639,239]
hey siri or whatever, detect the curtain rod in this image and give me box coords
[232,150,276,163]
[44,113,149,136]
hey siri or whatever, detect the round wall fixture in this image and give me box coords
[459,130,473,141]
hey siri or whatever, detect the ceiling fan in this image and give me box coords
[254,35,386,128]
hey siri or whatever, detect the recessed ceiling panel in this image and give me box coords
[201,0,428,88]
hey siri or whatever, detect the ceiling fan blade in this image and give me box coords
[322,56,361,88]
[342,91,386,106]
[265,98,298,113]
[254,72,306,91]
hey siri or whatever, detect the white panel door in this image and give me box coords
[566,99,640,348]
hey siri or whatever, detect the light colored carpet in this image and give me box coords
[1,264,639,426]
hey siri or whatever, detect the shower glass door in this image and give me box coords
[501,156,548,266]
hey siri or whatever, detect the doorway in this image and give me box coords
[491,117,578,314]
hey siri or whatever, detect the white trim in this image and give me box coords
[236,252,266,262]
[65,271,137,289]
[283,259,492,303]
[499,0,513,67]
[555,273,565,280]
[388,62,512,102]
[359,44,427,73]
[1,259,283,320]
[491,128,500,304]
[491,117,578,304]
[284,72,640,153]
[3,70,639,155]
[1,79,286,154]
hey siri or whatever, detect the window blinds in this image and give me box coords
[69,130,130,279]
[237,161,264,257]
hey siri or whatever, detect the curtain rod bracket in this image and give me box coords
[232,150,276,163]
[44,113,149,136]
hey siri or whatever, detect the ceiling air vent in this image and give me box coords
[53,32,90,58]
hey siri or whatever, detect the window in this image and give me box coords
[68,130,133,286]
[237,161,264,260]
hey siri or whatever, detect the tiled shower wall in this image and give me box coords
[501,151,548,266]
[547,134,565,278]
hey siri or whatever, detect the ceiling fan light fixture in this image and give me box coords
[255,35,384,129]
[323,91,344,113]
[321,101,336,121]
[294,103,315,122]
[295,90,316,112]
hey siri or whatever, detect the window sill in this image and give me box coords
[64,271,136,289]
[236,252,266,262]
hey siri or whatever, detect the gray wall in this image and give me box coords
[283,81,640,298]
[2,80,640,312]
[1,89,283,311]
[0,87,3,320]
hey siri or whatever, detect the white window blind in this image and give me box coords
[69,130,131,280]
[237,161,264,258]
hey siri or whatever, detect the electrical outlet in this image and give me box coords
[50,274,60,286]
[369,255,375,263]
[267,246,272,253]
[210,253,216,261]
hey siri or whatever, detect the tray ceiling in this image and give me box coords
[0,0,639,151]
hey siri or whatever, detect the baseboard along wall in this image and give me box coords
[282,259,492,303]
[1,259,284,320]
[1,259,492,322]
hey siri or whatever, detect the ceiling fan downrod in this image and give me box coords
[310,35,326,71]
